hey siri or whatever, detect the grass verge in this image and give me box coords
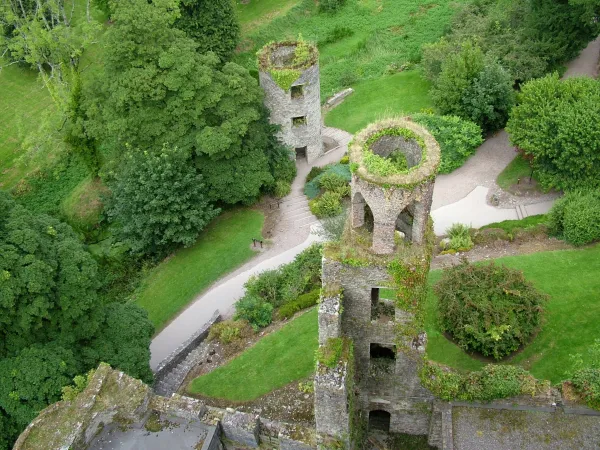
[425,245,600,382]
[324,71,432,133]
[134,209,264,330]
[496,155,536,190]
[188,307,318,401]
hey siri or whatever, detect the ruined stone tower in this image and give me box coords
[314,118,440,447]
[258,40,323,163]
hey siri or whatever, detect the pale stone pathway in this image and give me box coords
[430,36,600,234]
[150,38,599,368]
[150,127,352,368]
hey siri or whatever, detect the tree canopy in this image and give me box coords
[506,74,600,190]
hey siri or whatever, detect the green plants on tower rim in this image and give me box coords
[257,37,319,91]
[349,117,441,189]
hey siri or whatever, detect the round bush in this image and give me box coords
[548,189,600,246]
[435,260,547,360]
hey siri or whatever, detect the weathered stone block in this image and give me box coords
[221,411,260,448]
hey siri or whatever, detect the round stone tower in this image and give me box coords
[349,117,441,254]
[257,40,323,163]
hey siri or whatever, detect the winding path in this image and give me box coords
[150,38,599,369]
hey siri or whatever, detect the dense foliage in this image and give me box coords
[548,189,600,246]
[411,114,482,174]
[305,163,350,218]
[441,223,473,252]
[107,145,219,256]
[570,340,600,410]
[175,0,239,62]
[429,41,514,132]
[435,260,547,359]
[420,362,545,401]
[0,192,154,447]
[277,289,320,319]
[234,244,322,328]
[506,75,600,190]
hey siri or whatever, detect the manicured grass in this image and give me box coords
[134,209,264,330]
[425,245,600,383]
[188,308,318,401]
[496,155,536,190]
[234,0,300,32]
[236,0,463,99]
[324,71,433,133]
[480,215,548,234]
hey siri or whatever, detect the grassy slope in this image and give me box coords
[134,209,264,330]
[425,245,600,382]
[496,155,535,190]
[324,71,432,133]
[188,308,318,401]
[236,0,463,99]
[235,0,300,32]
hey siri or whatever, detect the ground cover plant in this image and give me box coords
[440,223,473,253]
[435,260,547,360]
[188,308,318,401]
[134,209,264,330]
[425,245,600,382]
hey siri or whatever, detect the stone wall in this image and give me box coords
[14,364,316,450]
[259,64,323,163]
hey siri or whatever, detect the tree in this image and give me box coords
[0,191,102,357]
[175,0,239,62]
[506,74,600,190]
[0,344,78,430]
[107,145,219,256]
[430,41,514,132]
[85,303,154,383]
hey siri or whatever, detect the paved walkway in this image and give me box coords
[150,38,599,368]
[150,128,352,368]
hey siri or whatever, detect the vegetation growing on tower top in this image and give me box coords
[258,37,319,91]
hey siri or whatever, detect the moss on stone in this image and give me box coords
[257,39,319,91]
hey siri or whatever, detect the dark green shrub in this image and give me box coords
[548,190,600,246]
[306,166,325,183]
[572,369,600,410]
[310,191,343,218]
[319,0,346,13]
[412,113,482,174]
[305,164,351,199]
[277,289,320,319]
[234,296,273,330]
[318,25,354,46]
[435,260,547,359]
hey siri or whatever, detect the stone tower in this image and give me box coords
[258,40,323,163]
[314,118,440,447]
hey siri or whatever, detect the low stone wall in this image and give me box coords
[324,88,354,110]
[153,309,221,385]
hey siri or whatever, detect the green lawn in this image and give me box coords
[134,209,265,330]
[236,0,463,99]
[234,0,299,32]
[324,71,432,133]
[188,307,318,401]
[480,215,547,234]
[496,155,536,190]
[425,245,600,383]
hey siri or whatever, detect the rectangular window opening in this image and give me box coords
[291,84,304,99]
[295,147,307,160]
[292,116,307,127]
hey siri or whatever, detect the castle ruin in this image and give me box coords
[258,40,323,163]
[314,117,440,446]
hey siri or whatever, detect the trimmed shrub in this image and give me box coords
[305,163,351,199]
[548,190,600,246]
[277,289,320,319]
[435,260,547,360]
[309,191,343,218]
[420,362,544,402]
[411,114,482,174]
[274,180,291,198]
[234,296,273,330]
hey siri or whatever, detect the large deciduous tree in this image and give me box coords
[107,144,219,256]
[506,74,600,190]
[175,0,239,62]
